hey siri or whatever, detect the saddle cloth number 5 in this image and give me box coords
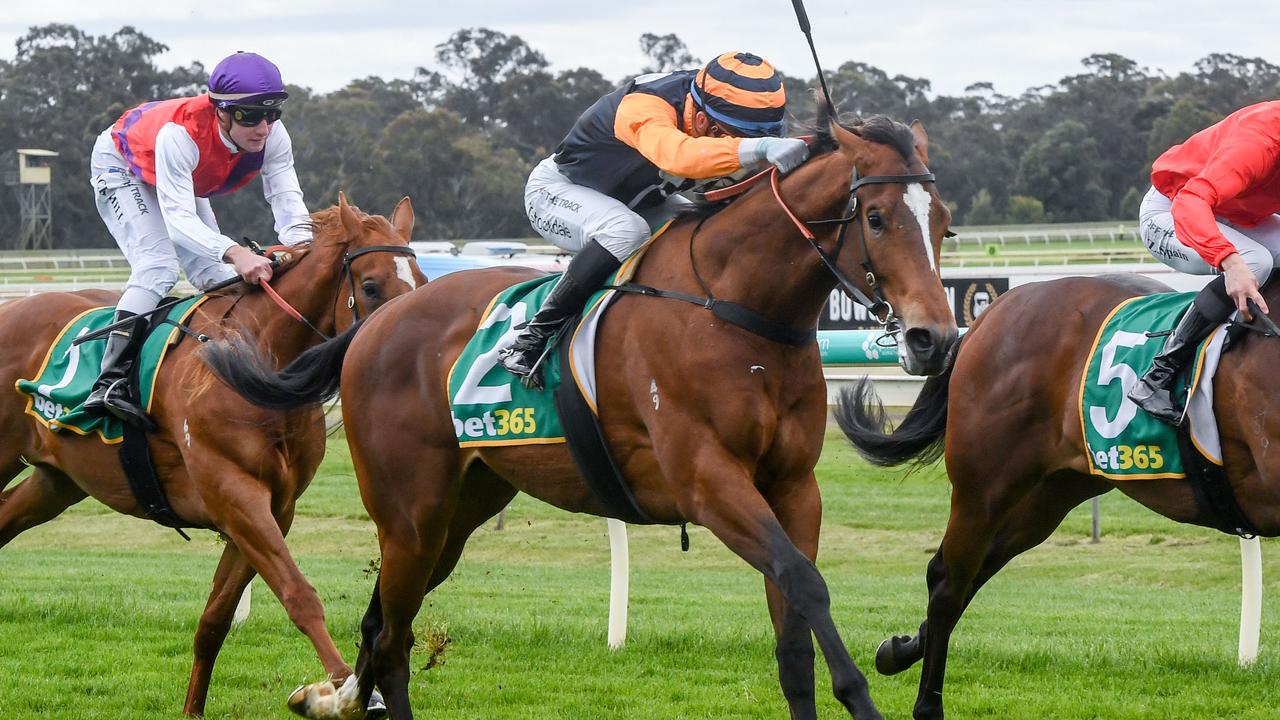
[1088,330,1150,440]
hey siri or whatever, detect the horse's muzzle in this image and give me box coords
[899,324,959,376]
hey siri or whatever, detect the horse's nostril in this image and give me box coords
[905,327,936,355]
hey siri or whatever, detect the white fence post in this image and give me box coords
[607,519,629,649]
[1239,536,1262,666]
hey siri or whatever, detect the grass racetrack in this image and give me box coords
[1,429,1278,719]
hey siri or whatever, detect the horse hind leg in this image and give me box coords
[877,472,1109,678]
[0,465,87,548]
[352,460,517,717]
[909,472,1106,720]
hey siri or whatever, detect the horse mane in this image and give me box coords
[675,108,918,222]
[305,203,395,244]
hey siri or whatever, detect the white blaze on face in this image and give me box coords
[903,183,935,273]
[394,256,418,289]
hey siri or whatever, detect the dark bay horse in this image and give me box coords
[206,111,959,720]
[837,273,1280,719]
[0,194,424,718]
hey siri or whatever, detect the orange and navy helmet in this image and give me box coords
[690,52,787,138]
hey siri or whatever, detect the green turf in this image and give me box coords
[0,430,1277,719]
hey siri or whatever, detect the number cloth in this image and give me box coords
[1079,292,1222,479]
[15,296,205,443]
[447,233,660,447]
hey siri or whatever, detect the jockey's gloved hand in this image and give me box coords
[739,137,810,173]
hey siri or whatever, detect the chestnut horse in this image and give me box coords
[836,273,1280,719]
[0,194,424,718]
[206,112,958,720]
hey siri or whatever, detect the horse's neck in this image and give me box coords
[679,189,844,328]
[232,244,346,363]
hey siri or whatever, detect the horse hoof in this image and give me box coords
[874,635,913,676]
[287,681,329,718]
[287,678,366,720]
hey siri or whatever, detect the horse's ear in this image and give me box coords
[910,119,930,165]
[390,196,415,241]
[338,191,362,239]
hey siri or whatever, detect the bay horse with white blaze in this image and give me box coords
[206,110,958,720]
[837,273,1280,719]
[0,194,424,718]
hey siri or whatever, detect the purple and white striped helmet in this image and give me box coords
[208,52,288,109]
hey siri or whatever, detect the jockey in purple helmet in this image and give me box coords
[85,52,309,424]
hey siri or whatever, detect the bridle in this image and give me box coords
[770,160,935,327]
[614,154,937,347]
[338,244,418,325]
[260,243,418,341]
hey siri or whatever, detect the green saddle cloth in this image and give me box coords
[448,276,568,447]
[448,228,667,448]
[1080,292,1215,480]
[15,296,205,443]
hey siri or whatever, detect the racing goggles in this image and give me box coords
[230,106,283,127]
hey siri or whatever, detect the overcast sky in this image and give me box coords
[4,1,1279,98]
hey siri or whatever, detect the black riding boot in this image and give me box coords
[498,240,622,385]
[82,310,151,427]
[1128,276,1235,425]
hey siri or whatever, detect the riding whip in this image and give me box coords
[790,0,838,116]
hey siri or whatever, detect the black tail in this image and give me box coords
[201,319,364,410]
[834,356,955,468]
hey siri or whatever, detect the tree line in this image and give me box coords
[1,23,1278,248]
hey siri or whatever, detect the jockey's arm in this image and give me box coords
[260,122,312,246]
[1170,131,1280,269]
[153,123,238,263]
[613,93,744,180]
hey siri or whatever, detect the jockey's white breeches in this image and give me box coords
[1139,185,1280,284]
[90,133,234,315]
[524,155,689,261]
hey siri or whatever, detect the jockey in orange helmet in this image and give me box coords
[499,51,809,379]
[85,51,309,425]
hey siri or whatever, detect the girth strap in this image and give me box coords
[610,282,816,346]
[1175,425,1257,537]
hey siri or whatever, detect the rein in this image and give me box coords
[259,243,418,342]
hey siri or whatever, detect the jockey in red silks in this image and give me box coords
[498,51,811,381]
[85,52,311,425]
[1130,100,1280,424]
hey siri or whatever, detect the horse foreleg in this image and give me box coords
[762,473,822,720]
[198,473,354,717]
[912,471,1103,720]
[685,465,880,720]
[0,467,86,547]
[183,540,257,717]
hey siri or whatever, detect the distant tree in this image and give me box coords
[434,28,550,128]
[373,109,529,238]
[1146,98,1221,162]
[964,189,1000,225]
[638,33,698,74]
[1016,119,1109,221]
[0,24,203,247]
[1005,195,1048,224]
[1118,186,1147,220]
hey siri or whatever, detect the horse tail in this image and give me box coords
[834,341,958,468]
[201,319,364,410]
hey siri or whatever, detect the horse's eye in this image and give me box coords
[944,229,957,239]
[362,280,380,299]
[867,210,885,233]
